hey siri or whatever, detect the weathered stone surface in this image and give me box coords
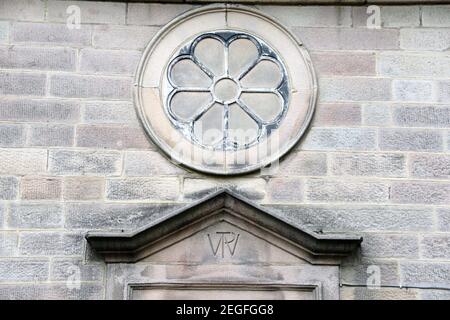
[421,236,450,260]
[313,104,361,126]
[9,203,63,228]
[421,290,450,300]
[0,46,76,71]
[0,99,79,123]
[28,124,74,147]
[332,153,406,177]
[82,101,139,125]
[47,0,126,24]
[0,124,26,147]
[65,203,179,230]
[267,204,433,232]
[352,5,420,27]
[0,149,47,175]
[0,177,17,200]
[448,132,450,151]
[319,78,391,102]
[306,179,389,203]
[0,233,17,256]
[0,0,45,21]
[277,152,327,176]
[76,125,152,149]
[378,53,450,78]
[400,29,450,51]
[12,22,91,46]
[92,25,159,50]
[301,128,376,151]
[437,208,450,232]
[50,75,131,99]
[410,154,450,179]
[63,177,104,201]
[437,81,450,103]
[19,232,84,256]
[362,104,392,126]
[0,1,449,300]
[0,283,103,300]
[106,178,179,201]
[401,262,450,288]
[361,234,419,258]
[0,259,48,282]
[422,5,450,27]
[393,105,450,128]
[127,3,193,26]
[266,178,303,203]
[0,71,46,96]
[0,22,8,43]
[392,80,435,102]
[341,287,419,300]
[124,151,183,176]
[48,150,121,176]
[390,181,450,205]
[80,49,141,75]
[20,177,62,200]
[341,260,400,286]
[50,259,104,282]
[379,129,443,152]
[259,5,351,27]
[311,53,375,76]
[183,178,266,201]
[293,27,399,50]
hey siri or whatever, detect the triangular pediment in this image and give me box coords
[87,190,361,265]
[142,215,308,265]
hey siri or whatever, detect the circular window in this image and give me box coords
[135,5,317,175]
[165,31,289,151]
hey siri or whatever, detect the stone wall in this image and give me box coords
[0,0,449,299]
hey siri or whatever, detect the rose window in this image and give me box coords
[135,6,317,174]
[164,31,289,151]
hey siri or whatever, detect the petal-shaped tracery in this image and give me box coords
[194,37,225,77]
[240,92,282,123]
[170,58,212,88]
[228,103,259,145]
[240,59,282,89]
[193,103,224,146]
[170,91,213,121]
[228,38,259,79]
[165,31,289,151]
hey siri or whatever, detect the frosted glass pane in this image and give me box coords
[228,38,259,78]
[194,103,224,146]
[171,59,212,87]
[171,91,213,121]
[194,38,225,77]
[240,60,281,88]
[228,103,258,145]
[240,92,282,122]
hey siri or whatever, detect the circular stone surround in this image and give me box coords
[134,4,317,175]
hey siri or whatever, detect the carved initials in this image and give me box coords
[207,232,240,258]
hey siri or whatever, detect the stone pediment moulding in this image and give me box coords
[87,191,362,299]
[87,190,362,264]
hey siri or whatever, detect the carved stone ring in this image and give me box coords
[134,5,317,174]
